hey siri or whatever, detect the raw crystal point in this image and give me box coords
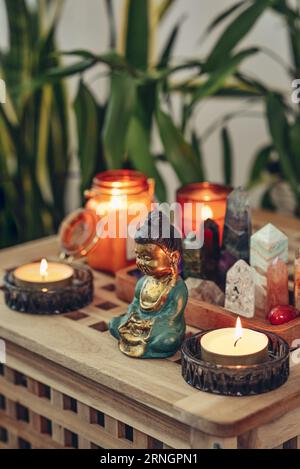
[222,187,251,263]
[250,223,288,316]
[217,250,237,291]
[225,260,255,318]
[266,257,289,316]
[204,219,220,258]
[202,219,220,281]
[185,278,225,306]
[182,232,202,279]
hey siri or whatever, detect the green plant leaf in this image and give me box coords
[261,185,276,211]
[47,81,70,226]
[247,145,273,189]
[289,117,300,177]
[190,48,258,109]
[42,58,97,80]
[157,0,176,22]
[272,0,299,22]
[74,81,106,196]
[3,0,31,111]
[126,82,166,201]
[191,132,206,182]
[158,16,185,69]
[199,1,246,43]
[0,0,69,246]
[105,0,117,49]
[155,101,203,184]
[266,93,300,201]
[125,0,149,71]
[221,127,233,186]
[127,117,166,201]
[206,0,271,70]
[103,71,136,169]
[288,22,300,73]
[235,71,267,95]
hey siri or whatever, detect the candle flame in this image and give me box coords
[234,317,243,347]
[202,205,213,221]
[40,259,48,279]
[110,196,123,210]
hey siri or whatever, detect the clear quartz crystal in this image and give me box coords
[225,260,255,318]
[266,257,289,316]
[185,278,225,306]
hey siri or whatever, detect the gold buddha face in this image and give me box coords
[135,243,179,278]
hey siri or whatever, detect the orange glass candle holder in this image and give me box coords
[176,182,232,243]
[60,170,154,274]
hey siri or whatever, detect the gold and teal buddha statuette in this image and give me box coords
[109,211,188,359]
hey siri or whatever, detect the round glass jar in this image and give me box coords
[60,170,154,274]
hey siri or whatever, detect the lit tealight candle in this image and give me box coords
[13,259,74,290]
[201,318,269,366]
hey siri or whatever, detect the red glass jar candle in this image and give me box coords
[176,182,232,243]
[60,170,154,274]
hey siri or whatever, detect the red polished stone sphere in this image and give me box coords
[268,305,299,325]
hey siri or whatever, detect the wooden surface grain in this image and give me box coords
[0,210,300,438]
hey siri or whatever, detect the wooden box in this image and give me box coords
[115,265,300,347]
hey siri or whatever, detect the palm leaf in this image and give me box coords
[126,82,166,201]
[156,99,203,184]
[248,145,273,189]
[191,132,206,182]
[103,71,136,169]
[3,0,31,111]
[123,0,150,71]
[74,81,106,197]
[158,16,185,69]
[206,0,271,70]
[199,1,246,43]
[190,48,258,110]
[156,0,176,22]
[221,127,233,186]
[266,93,300,202]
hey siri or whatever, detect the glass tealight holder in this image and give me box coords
[4,262,93,315]
[181,330,289,396]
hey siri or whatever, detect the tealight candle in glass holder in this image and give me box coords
[200,317,269,366]
[13,259,74,290]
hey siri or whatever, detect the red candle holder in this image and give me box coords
[176,182,232,243]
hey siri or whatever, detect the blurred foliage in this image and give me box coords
[237,0,300,215]
[0,0,70,248]
[38,0,267,206]
[2,0,298,250]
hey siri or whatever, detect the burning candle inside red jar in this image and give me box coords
[176,183,232,244]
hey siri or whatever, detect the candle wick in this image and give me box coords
[234,337,242,348]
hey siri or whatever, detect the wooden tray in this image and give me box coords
[115,265,300,347]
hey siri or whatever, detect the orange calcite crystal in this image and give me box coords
[295,251,300,311]
[266,257,289,317]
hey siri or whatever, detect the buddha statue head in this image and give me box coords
[134,210,182,279]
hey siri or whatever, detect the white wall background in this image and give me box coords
[0,0,294,207]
